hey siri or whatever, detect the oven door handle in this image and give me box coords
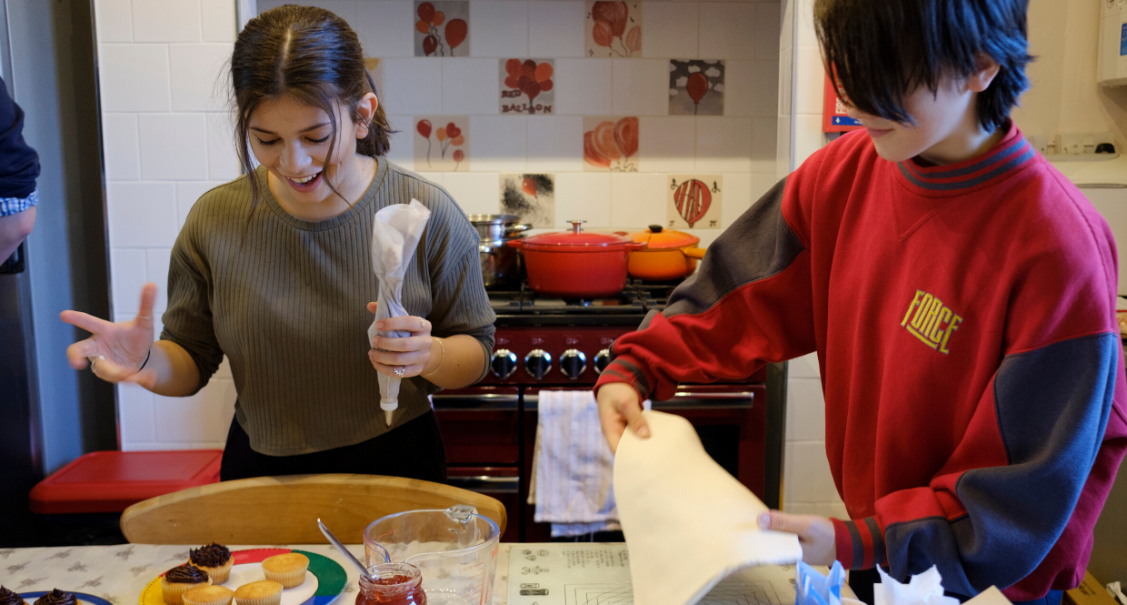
[446,475,520,494]
[431,394,519,411]
[652,391,755,410]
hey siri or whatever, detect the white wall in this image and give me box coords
[95,0,242,450]
[1012,0,1127,152]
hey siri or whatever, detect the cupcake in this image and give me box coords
[32,591,75,605]
[0,587,27,605]
[233,581,283,605]
[189,543,233,585]
[261,553,308,589]
[161,564,212,605]
[183,585,235,605]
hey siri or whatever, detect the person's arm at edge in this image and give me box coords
[0,205,34,262]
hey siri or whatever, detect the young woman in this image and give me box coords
[61,5,495,482]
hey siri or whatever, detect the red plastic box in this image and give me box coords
[29,450,223,514]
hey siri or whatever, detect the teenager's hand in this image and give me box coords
[367,302,437,378]
[596,382,649,453]
[759,511,836,565]
[61,283,158,387]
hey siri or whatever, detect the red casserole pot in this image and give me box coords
[507,220,643,298]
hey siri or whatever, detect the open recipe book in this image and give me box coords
[612,410,804,605]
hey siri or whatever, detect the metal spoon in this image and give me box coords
[317,518,387,581]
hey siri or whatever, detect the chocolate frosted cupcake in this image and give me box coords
[0,586,27,605]
[162,563,212,605]
[189,543,233,584]
[32,590,75,605]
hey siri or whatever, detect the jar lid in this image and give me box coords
[630,224,700,250]
[521,220,635,251]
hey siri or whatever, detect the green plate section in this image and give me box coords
[296,549,348,597]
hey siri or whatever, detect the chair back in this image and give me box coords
[120,473,507,544]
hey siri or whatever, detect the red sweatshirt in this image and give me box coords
[595,123,1127,600]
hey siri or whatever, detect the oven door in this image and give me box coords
[652,384,768,505]
[432,387,522,542]
[445,466,521,543]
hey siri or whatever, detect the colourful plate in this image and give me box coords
[22,592,114,605]
[139,549,347,605]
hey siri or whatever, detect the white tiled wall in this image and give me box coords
[95,0,239,451]
[254,0,781,240]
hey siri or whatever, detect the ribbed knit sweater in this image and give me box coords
[160,160,496,455]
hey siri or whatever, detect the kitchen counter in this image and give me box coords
[0,543,830,605]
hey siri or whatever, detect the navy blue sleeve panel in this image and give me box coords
[595,176,818,402]
[839,333,1122,598]
[0,76,40,199]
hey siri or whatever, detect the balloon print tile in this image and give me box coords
[500,174,555,228]
[583,116,639,172]
[415,1,468,57]
[586,1,642,58]
[500,59,555,115]
[667,175,723,230]
[669,60,725,116]
[414,116,468,171]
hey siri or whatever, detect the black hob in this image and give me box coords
[488,279,686,327]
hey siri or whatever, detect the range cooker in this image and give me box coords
[433,278,787,542]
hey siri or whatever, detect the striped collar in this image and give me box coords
[895,122,1035,193]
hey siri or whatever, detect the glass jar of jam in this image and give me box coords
[356,563,426,605]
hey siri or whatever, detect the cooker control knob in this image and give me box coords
[559,349,587,380]
[524,349,553,380]
[491,349,518,379]
[594,349,611,374]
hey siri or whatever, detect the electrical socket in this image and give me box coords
[1054,131,1116,155]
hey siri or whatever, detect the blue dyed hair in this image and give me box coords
[814,0,1033,130]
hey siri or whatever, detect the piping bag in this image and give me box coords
[367,199,432,426]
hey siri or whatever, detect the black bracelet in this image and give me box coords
[138,349,151,372]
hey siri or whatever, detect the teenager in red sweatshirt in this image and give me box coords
[594,2,1127,604]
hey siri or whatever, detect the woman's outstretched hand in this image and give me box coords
[367,302,436,378]
[61,282,159,388]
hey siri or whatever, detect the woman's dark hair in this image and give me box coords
[814,0,1033,131]
[230,4,392,211]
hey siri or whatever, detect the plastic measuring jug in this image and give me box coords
[363,505,499,605]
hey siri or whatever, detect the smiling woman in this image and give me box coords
[59,5,496,483]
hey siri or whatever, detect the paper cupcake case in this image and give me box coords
[140,549,346,605]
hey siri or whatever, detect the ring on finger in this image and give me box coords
[394,367,405,377]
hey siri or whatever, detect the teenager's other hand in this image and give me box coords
[596,382,649,453]
[759,511,835,565]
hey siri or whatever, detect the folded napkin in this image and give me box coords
[875,565,960,605]
[529,390,643,537]
[797,561,846,605]
[367,199,431,426]
[614,410,802,605]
